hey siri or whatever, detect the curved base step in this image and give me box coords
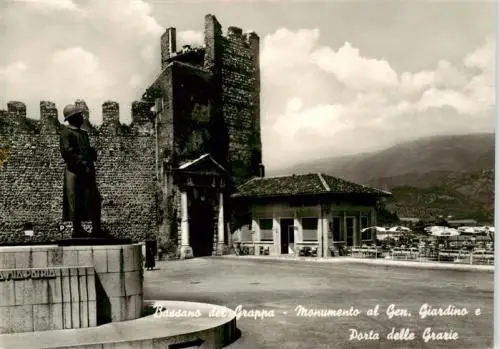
[0,301,237,349]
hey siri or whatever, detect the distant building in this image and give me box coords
[231,173,391,257]
[391,207,435,223]
[398,217,420,227]
[447,219,478,227]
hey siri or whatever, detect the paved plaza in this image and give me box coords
[144,257,493,349]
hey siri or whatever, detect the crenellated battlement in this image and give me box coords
[131,100,153,123]
[101,100,120,126]
[160,15,259,73]
[39,100,60,134]
[75,99,92,131]
[227,26,243,37]
[226,26,259,48]
[7,101,27,117]
[0,100,157,244]
[245,31,259,48]
[0,100,155,136]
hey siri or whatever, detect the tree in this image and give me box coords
[413,220,426,234]
[434,216,449,227]
[376,199,399,225]
[142,86,162,107]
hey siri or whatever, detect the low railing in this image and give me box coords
[427,248,494,265]
[346,245,494,265]
[231,242,494,265]
[349,246,383,259]
[390,247,419,260]
[469,250,494,265]
[437,249,470,262]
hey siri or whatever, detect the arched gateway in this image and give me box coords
[174,154,227,258]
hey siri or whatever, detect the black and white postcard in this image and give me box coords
[0,1,495,348]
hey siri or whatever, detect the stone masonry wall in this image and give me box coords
[205,16,262,187]
[142,15,263,247]
[171,63,212,163]
[146,67,176,244]
[0,101,157,244]
[147,59,219,245]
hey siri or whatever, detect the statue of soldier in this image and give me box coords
[60,104,104,238]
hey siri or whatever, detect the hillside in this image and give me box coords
[274,133,495,222]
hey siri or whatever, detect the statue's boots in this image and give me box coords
[72,226,89,238]
[92,226,112,239]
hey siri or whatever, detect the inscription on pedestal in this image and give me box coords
[0,269,57,281]
[0,265,96,334]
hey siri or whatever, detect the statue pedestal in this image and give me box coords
[0,243,143,334]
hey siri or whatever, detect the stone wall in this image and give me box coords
[219,23,262,186]
[0,101,156,243]
[203,15,262,187]
[171,62,213,163]
[146,67,175,243]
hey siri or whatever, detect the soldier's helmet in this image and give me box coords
[63,104,83,121]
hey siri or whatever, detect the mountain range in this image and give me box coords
[271,133,495,223]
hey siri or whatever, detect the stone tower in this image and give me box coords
[143,14,264,257]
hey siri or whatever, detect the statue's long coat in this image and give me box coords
[59,125,99,221]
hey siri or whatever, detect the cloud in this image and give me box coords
[10,0,83,13]
[86,0,162,36]
[417,89,473,114]
[0,3,494,172]
[260,29,495,169]
[129,74,145,89]
[0,61,29,80]
[0,1,213,124]
[0,61,29,106]
[310,42,399,91]
[262,28,320,70]
[177,30,204,47]
[464,36,494,72]
[0,0,165,123]
[50,46,115,93]
[0,47,114,114]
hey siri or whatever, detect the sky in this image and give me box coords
[0,0,496,171]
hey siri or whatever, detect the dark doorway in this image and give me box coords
[332,217,342,242]
[280,218,294,254]
[189,198,215,257]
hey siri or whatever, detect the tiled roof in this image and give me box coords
[232,173,391,198]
